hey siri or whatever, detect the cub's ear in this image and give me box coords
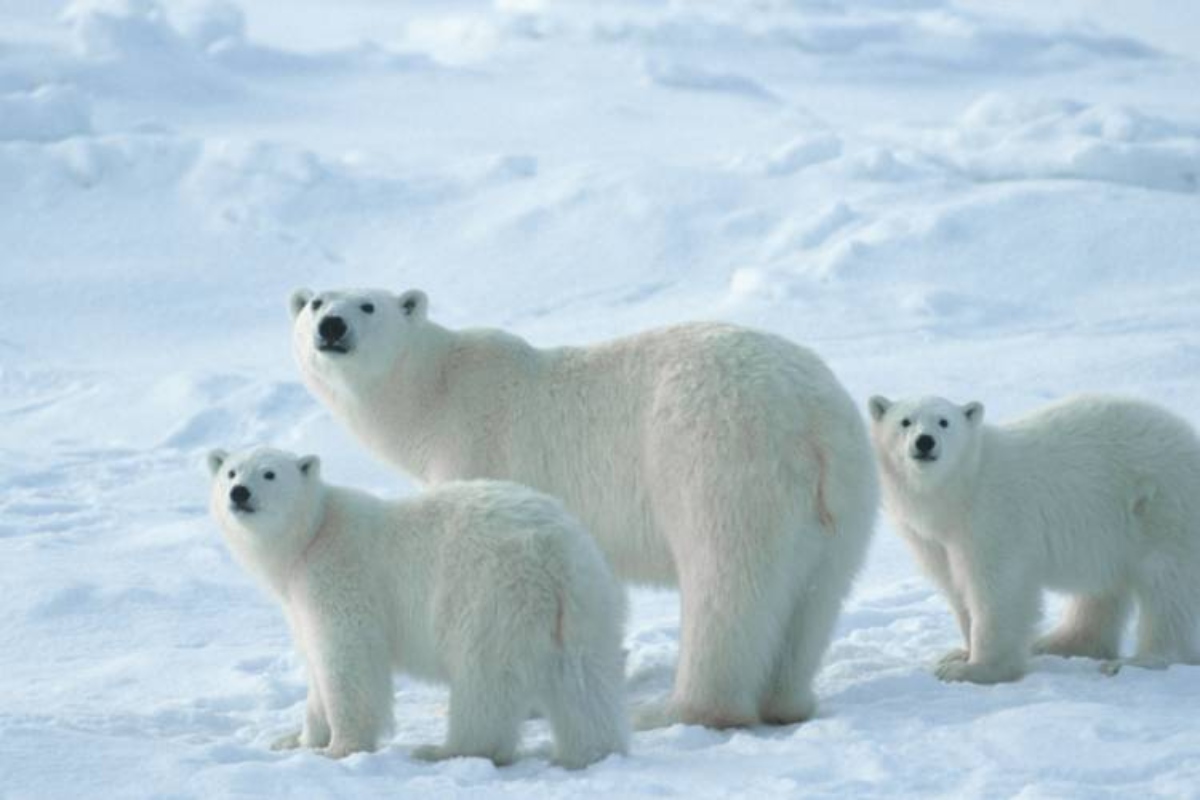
[207,449,229,477]
[297,454,321,479]
[398,289,428,320]
[868,396,892,422]
[289,288,314,319]
[963,401,985,425]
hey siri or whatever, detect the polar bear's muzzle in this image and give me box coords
[911,434,939,463]
[316,315,354,355]
[230,484,256,514]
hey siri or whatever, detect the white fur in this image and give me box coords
[289,287,878,728]
[869,394,1200,683]
[207,447,629,767]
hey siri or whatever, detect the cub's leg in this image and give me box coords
[1034,590,1131,661]
[935,542,1040,684]
[310,627,393,758]
[1104,552,1200,675]
[540,649,629,769]
[413,672,528,766]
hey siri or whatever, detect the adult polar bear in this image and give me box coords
[289,287,878,729]
[869,394,1200,683]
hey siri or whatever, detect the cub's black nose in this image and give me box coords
[318,315,348,342]
[230,485,251,505]
[915,434,936,454]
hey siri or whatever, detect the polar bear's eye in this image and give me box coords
[360,303,375,314]
[901,419,911,428]
[264,471,276,480]
[311,299,323,311]
[227,470,235,479]
[939,418,949,428]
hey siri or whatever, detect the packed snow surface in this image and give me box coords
[2,1,1199,798]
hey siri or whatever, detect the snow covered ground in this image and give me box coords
[2,1,1199,797]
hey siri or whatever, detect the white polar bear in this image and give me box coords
[869,394,1200,683]
[206,446,629,767]
[288,287,878,729]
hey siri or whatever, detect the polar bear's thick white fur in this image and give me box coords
[206,446,629,767]
[289,287,878,729]
[869,394,1200,683]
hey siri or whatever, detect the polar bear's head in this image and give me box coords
[206,446,325,589]
[867,395,984,488]
[289,287,429,390]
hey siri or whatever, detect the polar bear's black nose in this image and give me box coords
[230,485,251,504]
[915,434,936,454]
[318,316,348,342]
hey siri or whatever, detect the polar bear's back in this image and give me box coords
[985,395,1200,584]
[530,322,877,577]
[1002,394,1200,485]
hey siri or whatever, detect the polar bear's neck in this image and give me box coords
[346,322,543,483]
[235,487,327,601]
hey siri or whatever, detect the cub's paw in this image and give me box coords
[936,648,969,668]
[1100,655,1168,676]
[320,740,372,759]
[271,731,302,751]
[1033,634,1117,661]
[632,699,678,732]
[935,658,1023,684]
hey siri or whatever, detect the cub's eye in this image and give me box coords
[900,419,911,428]
[311,299,323,311]
[227,470,235,479]
[360,303,375,314]
[264,471,275,481]
[939,418,949,428]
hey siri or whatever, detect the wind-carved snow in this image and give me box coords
[2,0,1200,797]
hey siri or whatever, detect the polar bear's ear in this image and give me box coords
[297,454,321,479]
[289,288,314,319]
[963,401,985,425]
[868,396,892,422]
[398,289,428,320]
[207,449,229,477]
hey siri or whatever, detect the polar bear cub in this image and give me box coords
[206,446,629,767]
[869,394,1200,683]
[288,287,878,730]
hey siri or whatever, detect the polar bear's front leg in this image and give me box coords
[935,545,1039,684]
[309,629,394,758]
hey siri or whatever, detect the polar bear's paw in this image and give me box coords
[936,648,969,668]
[271,730,302,751]
[934,658,1023,684]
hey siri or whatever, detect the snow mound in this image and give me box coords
[936,94,1200,193]
[642,58,777,101]
[0,84,92,142]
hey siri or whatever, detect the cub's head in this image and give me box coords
[206,447,324,574]
[289,287,429,388]
[868,395,984,488]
